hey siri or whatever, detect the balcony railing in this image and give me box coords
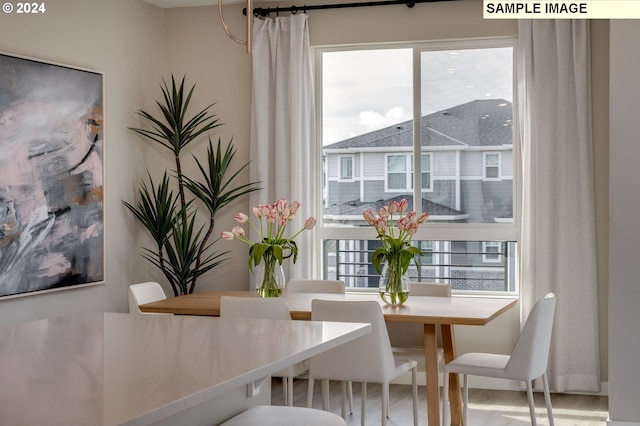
[323,240,516,293]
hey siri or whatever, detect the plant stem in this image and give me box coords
[258,253,283,297]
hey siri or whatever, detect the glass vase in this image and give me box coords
[254,253,285,297]
[379,255,410,305]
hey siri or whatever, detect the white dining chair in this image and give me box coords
[307,299,419,426]
[286,279,346,294]
[128,282,168,314]
[219,296,308,407]
[285,279,354,412]
[442,293,557,426]
[220,405,347,425]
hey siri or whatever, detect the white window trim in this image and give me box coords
[483,152,502,180]
[314,37,520,293]
[338,154,355,182]
[385,153,411,192]
[420,153,433,192]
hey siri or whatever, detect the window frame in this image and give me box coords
[482,241,502,263]
[483,152,502,180]
[338,154,355,181]
[313,38,519,295]
[385,153,411,191]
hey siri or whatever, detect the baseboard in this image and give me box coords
[391,371,609,397]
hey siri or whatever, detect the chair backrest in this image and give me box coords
[505,293,557,380]
[220,296,292,320]
[309,300,397,383]
[387,283,451,348]
[128,282,167,314]
[286,279,346,294]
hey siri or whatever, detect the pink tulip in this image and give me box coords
[398,198,409,213]
[235,213,249,223]
[362,209,376,226]
[221,231,234,240]
[252,206,262,219]
[261,204,271,216]
[389,201,399,214]
[417,212,429,223]
[397,216,409,231]
[289,201,301,214]
[374,217,387,234]
[232,226,245,237]
[305,217,317,230]
[406,222,418,235]
[278,214,288,227]
[378,206,389,219]
[267,210,277,223]
[276,198,288,212]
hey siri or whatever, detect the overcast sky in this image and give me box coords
[321,47,513,145]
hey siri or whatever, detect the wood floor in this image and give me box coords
[271,378,608,425]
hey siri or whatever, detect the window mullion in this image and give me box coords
[412,47,422,213]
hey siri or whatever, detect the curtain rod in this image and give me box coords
[243,0,454,17]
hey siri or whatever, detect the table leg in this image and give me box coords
[442,324,463,426]
[423,323,439,426]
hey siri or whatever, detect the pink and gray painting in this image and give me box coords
[0,53,104,297]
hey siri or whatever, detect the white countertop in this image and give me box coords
[0,312,370,426]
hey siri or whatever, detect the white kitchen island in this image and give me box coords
[0,312,369,426]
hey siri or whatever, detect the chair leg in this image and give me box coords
[382,382,389,425]
[306,377,314,408]
[341,381,347,419]
[321,379,330,411]
[282,378,288,406]
[542,373,555,426]
[287,377,294,406]
[348,381,354,414]
[442,370,450,426]
[463,374,468,425]
[526,379,537,426]
[411,367,418,426]
[361,382,367,426]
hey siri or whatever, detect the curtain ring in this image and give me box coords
[291,5,298,14]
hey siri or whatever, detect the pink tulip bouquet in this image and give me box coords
[222,199,316,296]
[363,199,427,304]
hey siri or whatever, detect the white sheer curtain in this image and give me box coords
[249,14,315,279]
[517,20,600,392]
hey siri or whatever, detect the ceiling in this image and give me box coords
[143,0,267,6]
[144,0,219,6]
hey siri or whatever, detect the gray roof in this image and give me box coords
[324,99,513,150]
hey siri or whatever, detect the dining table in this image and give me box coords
[140,290,517,426]
[0,312,370,426]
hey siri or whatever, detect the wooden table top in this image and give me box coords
[140,290,517,326]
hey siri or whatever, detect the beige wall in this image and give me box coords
[0,0,166,325]
[609,20,640,424]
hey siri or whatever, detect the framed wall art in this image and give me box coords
[0,51,104,298]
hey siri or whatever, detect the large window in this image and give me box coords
[317,39,518,294]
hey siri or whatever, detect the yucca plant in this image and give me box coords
[123,75,261,296]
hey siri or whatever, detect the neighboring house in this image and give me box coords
[321,99,516,291]
[323,99,514,224]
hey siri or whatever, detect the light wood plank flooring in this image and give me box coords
[271,378,608,425]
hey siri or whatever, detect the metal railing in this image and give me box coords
[323,239,516,292]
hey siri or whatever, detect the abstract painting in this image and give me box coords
[0,52,104,298]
